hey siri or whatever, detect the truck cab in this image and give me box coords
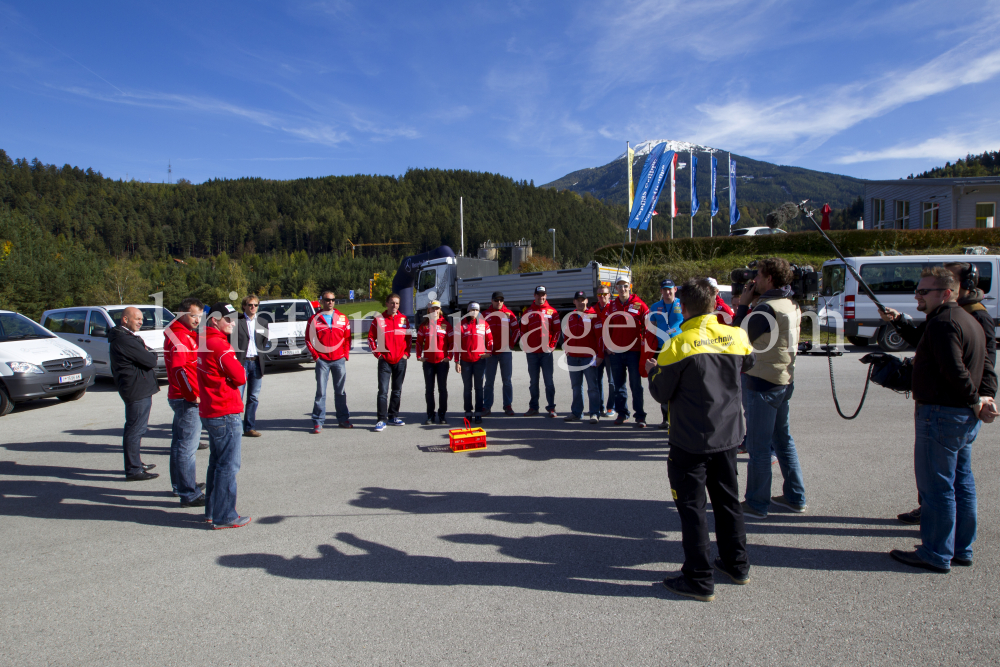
[415,257,457,315]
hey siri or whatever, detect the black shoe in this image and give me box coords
[712,557,750,585]
[142,463,156,471]
[125,471,159,482]
[889,549,949,573]
[180,495,207,508]
[662,575,714,602]
[952,557,973,567]
[897,507,921,525]
[474,416,483,424]
[424,417,435,425]
[614,414,626,426]
[196,482,205,491]
[198,442,209,450]
[439,417,448,426]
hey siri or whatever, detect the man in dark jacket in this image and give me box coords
[647,278,756,602]
[236,294,268,438]
[109,306,160,481]
[882,268,992,572]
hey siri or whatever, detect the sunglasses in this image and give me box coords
[321,297,336,302]
[914,288,947,296]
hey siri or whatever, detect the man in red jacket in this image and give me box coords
[163,297,206,507]
[483,291,519,416]
[521,286,561,417]
[199,302,250,530]
[453,302,494,424]
[417,300,451,425]
[563,291,603,424]
[604,278,650,427]
[305,290,353,432]
[368,293,412,432]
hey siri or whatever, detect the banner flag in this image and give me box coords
[710,155,719,217]
[627,143,673,231]
[690,153,699,217]
[728,154,741,226]
[627,143,635,214]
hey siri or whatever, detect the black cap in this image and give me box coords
[573,290,587,300]
[535,285,547,294]
[208,302,238,319]
[492,291,504,301]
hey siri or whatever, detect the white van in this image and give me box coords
[256,299,317,367]
[818,254,999,351]
[40,305,174,378]
[0,309,96,415]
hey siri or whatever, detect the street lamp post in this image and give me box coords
[548,228,556,262]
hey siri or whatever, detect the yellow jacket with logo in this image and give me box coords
[648,313,755,454]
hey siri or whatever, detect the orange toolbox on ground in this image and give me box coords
[448,419,487,452]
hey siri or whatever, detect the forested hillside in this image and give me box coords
[911,151,1000,179]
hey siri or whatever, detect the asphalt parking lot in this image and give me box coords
[1,347,998,666]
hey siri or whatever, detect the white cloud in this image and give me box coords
[281,125,350,146]
[834,132,1000,164]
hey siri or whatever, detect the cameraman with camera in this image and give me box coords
[734,257,808,518]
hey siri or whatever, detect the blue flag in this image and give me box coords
[710,156,719,217]
[729,157,741,226]
[690,154,699,217]
[628,144,674,231]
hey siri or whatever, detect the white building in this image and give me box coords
[863,176,999,230]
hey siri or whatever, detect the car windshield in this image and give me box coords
[821,264,846,297]
[257,301,314,324]
[0,313,56,342]
[730,229,750,236]
[105,307,175,330]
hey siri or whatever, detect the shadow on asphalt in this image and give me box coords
[216,486,904,594]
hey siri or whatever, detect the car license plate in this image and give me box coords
[279,350,295,356]
[59,373,82,383]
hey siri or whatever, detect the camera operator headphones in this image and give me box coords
[958,263,979,291]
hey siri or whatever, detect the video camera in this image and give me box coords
[730,261,819,299]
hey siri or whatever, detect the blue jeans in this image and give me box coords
[595,357,616,412]
[202,413,242,525]
[914,403,980,569]
[484,351,513,410]
[122,396,151,476]
[568,356,601,418]
[461,358,487,415]
[609,351,645,421]
[526,351,555,411]
[168,398,202,502]
[312,358,350,426]
[240,358,263,432]
[744,383,806,515]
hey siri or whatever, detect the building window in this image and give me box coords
[922,202,939,229]
[976,203,995,229]
[894,201,909,229]
[873,199,886,229]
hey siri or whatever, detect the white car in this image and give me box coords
[729,227,787,236]
[256,299,318,367]
[40,305,174,378]
[0,310,96,416]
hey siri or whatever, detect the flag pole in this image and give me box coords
[690,150,694,238]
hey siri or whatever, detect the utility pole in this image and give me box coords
[460,197,464,257]
[548,228,556,261]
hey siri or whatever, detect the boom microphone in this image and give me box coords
[765,202,801,229]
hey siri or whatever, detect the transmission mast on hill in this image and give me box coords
[168,159,172,184]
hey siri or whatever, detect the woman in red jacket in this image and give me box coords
[199,302,250,530]
[452,302,494,424]
[416,300,451,425]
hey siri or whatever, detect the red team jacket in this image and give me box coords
[164,319,199,402]
[368,310,412,364]
[563,307,603,359]
[452,317,494,363]
[416,315,451,364]
[484,304,520,352]
[520,302,561,353]
[605,294,649,353]
[715,294,735,325]
[197,326,247,419]
[305,310,352,362]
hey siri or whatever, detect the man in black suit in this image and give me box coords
[109,306,160,481]
[236,295,268,437]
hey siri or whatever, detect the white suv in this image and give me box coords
[256,299,317,367]
[0,310,95,415]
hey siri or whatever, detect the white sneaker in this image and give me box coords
[605,410,617,419]
[589,415,599,424]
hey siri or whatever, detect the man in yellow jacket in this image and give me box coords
[647,278,756,602]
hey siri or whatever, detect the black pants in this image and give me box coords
[423,360,449,418]
[461,358,487,416]
[667,445,748,595]
[123,396,152,476]
[376,358,407,422]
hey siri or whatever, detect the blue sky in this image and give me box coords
[2,1,998,185]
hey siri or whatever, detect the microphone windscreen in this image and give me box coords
[765,202,800,229]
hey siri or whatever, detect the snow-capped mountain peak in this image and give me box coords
[616,139,719,161]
